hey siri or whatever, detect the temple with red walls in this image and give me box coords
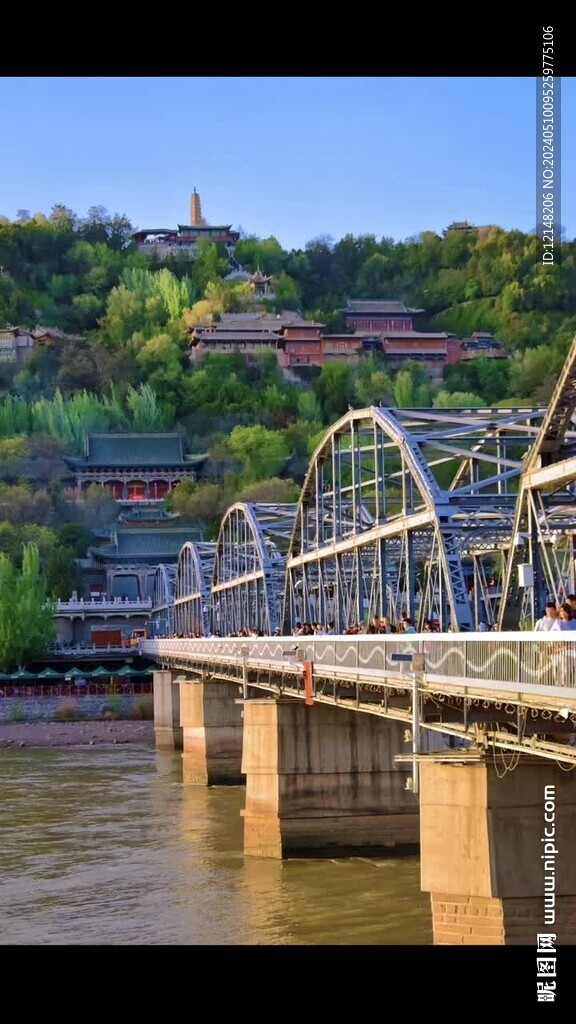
[65,433,208,503]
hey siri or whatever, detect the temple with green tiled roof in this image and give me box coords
[90,526,201,564]
[87,525,204,604]
[65,432,209,502]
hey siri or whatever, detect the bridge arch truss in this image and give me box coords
[151,563,177,637]
[283,405,548,633]
[173,542,216,636]
[210,503,296,635]
[498,334,576,628]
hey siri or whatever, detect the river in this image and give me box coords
[0,744,432,945]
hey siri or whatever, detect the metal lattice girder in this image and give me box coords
[151,563,177,636]
[498,334,576,630]
[173,542,216,636]
[210,503,297,635]
[283,405,557,633]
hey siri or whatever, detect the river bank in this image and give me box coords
[0,720,155,748]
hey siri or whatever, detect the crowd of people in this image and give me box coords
[159,601,576,640]
[164,615,485,639]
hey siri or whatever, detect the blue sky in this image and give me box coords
[3,76,574,248]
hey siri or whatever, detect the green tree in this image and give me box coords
[393,369,431,408]
[56,523,95,557]
[45,545,82,599]
[81,484,119,531]
[315,362,354,422]
[227,425,290,481]
[433,390,485,408]
[0,543,56,670]
[237,477,301,503]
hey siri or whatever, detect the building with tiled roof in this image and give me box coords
[341,300,424,333]
[461,332,508,360]
[131,190,239,261]
[65,432,209,502]
[0,325,35,363]
[81,524,202,604]
[190,310,325,367]
[90,527,200,565]
[0,323,87,364]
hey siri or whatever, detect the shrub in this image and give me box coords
[130,696,154,720]
[102,693,123,719]
[10,703,24,722]
[54,702,79,721]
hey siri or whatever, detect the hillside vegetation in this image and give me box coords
[0,205,574,549]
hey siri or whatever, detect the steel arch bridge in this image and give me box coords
[151,564,177,637]
[498,334,576,628]
[210,503,296,636]
[173,542,216,636]
[282,404,555,634]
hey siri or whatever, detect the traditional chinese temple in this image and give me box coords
[460,332,508,360]
[131,190,240,260]
[88,525,201,602]
[65,432,209,502]
[341,300,424,333]
[190,311,325,367]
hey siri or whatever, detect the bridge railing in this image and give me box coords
[140,634,576,691]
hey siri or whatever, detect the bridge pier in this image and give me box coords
[420,756,576,944]
[153,670,183,750]
[241,698,418,859]
[180,678,245,785]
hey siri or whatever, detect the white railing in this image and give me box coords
[57,598,152,611]
[140,633,576,697]
[50,643,129,654]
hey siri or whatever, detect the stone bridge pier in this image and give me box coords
[420,756,576,944]
[179,677,245,785]
[153,670,183,751]
[241,698,419,859]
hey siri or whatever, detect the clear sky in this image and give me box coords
[3,76,575,248]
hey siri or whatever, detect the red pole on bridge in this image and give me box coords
[302,661,314,705]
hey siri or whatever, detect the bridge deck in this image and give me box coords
[142,635,576,764]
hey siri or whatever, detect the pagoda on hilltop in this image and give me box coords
[131,189,240,260]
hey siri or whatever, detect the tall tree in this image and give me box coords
[0,543,56,670]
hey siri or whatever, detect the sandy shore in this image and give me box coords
[0,720,155,748]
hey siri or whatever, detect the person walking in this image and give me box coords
[535,602,558,631]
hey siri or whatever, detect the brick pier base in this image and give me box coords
[431,894,576,945]
[420,758,576,945]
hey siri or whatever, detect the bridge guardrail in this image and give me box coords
[140,634,576,692]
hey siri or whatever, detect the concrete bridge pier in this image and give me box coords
[180,677,245,785]
[241,698,418,859]
[153,670,183,751]
[420,757,576,944]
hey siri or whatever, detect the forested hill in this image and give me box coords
[1,206,575,578]
[1,205,575,420]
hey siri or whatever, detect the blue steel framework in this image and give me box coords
[282,405,555,633]
[498,334,576,628]
[173,542,216,636]
[151,336,576,637]
[209,503,296,635]
[151,564,176,636]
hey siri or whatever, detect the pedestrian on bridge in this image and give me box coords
[535,602,558,631]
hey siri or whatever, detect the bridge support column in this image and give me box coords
[420,757,576,944]
[153,670,182,750]
[180,678,244,785]
[241,699,418,858]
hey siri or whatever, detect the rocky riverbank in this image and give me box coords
[0,720,155,748]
